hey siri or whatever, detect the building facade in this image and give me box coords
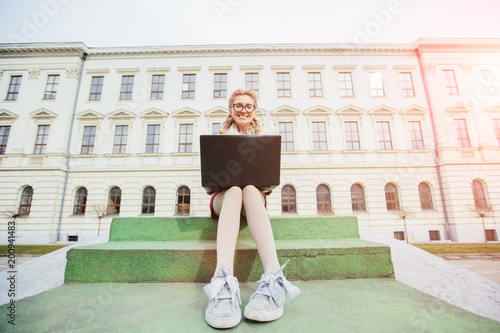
[0,39,499,244]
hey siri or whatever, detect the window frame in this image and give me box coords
[472,180,488,210]
[350,184,366,212]
[34,124,50,154]
[368,72,385,97]
[408,121,424,150]
[182,74,196,99]
[442,69,459,95]
[454,118,471,148]
[175,186,191,216]
[0,125,11,154]
[338,72,355,97]
[376,121,393,150]
[81,125,97,154]
[18,186,33,216]
[213,73,227,98]
[119,75,134,100]
[107,186,122,215]
[384,183,401,211]
[43,74,60,100]
[307,72,323,97]
[178,123,194,153]
[73,187,88,215]
[245,73,259,97]
[6,75,22,101]
[276,72,292,97]
[141,186,156,215]
[145,124,161,154]
[278,122,294,151]
[311,121,328,151]
[113,125,128,154]
[344,121,361,150]
[399,72,415,97]
[418,182,434,210]
[281,185,297,214]
[89,76,104,101]
[316,184,332,215]
[151,74,165,100]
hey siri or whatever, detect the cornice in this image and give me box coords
[0,42,88,57]
[414,38,500,50]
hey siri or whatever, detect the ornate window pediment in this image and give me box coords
[30,108,58,120]
[484,103,500,115]
[206,106,228,118]
[172,107,201,118]
[368,105,397,117]
[140,107,170,119]
[0,109,19,121]
[76,109,105,120]
[445,102,472,114]
[335,105,365,117]
[304,105,333,117]
[107,108,137,120]
[270,105,300,117]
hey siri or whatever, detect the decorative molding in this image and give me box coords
[172,107,201,118]
[205,107,228,118]
[393,65,417,70]
[116,68,140,74]
[302,65,325,70]
[66,67,80,79]
[108,109,137,119]
[424,62,437,74]
[239,65,264,71]
[333,65,356,71]
[86,69,110,74]
[208,66,232,72]
[304,105,334,116]
[140,108,169,119]
[270,105,300,116]
[30,108,57,119]
[368,105,397,116]
[271,65,295,70]
[399,105,427,117]
[76,110,105,120]
[0,109,19,121]
[28,68,40,79]
[335,105,365,116]
[147,67,170,73]
[461,63,474,74]
[177,66,201,72]
[363,65,387,71]
[484,103,500,115]
[445,102,472,114]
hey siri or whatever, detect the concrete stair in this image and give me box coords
[65,216,394,283]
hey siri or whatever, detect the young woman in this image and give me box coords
[203,89,301,329]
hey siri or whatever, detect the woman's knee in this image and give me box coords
[226,186,243,198]
[242,185,258,195]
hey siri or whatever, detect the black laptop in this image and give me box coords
[200,135,281,193]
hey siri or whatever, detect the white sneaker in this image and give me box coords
[244,260,301,322]
[203,266,242,328]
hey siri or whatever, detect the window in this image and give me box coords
[245,73,259,96]
[34,125,50,154]
[385,183,400,211]
[479,70,495,94]
[368,72,385,97]
[376,121,392,150]
[119,75,134,100]
[311,122,327,150]
[212,123,221,135]
[146,124,160,153]
[18,186,33,216]
[278,122,294,151]
[81,126,96,154]
[394,231,405,241]
[399,72,415,97]
[351,184,366,212]
[107,186,121,215]
[443,70,459,95]
[454,119,471,148]
[408,121,424,150]
[6,76,22,100]
[308,72,323,97]
[113,125,128,154]
[182,74,196,99]
[316,184,332,214]
[493,119,500,146]
[178,124,193,153]
[418,183,434,210]
[176,186,190,216]
[213,73,227,98]
[0,126,11,154]
[276,72,291,97]
[472,180,487,209]
[151,75,165,99]
[485,230,498,242]
[89,76,104,101]
[43,75,59,100]
[344,121,360,150]
[281,185,297,213]
[429,230,441,241]
[142,186,156,214]
[338,72,354,97]
[73,187,87,215]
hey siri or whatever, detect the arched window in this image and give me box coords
[142,186,156,214]
[472,180,487,209]
[316,184,332,214]
[350,184,366,212]
[107,186,122,215]
[281,185,297,213]
[385,183,400,211]
[18,186,33,216]
[176,186,190,216]
[418,182,434,210]
[73,187,88,215]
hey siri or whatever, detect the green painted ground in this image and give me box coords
[2,279,498,333]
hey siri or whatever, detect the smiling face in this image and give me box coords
[229,94,256,133]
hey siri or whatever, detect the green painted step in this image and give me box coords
[65,216,394,283]
[64,239,394,283]
[108,216,361,241]
[4,280,499,333]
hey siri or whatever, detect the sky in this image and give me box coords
[0,0,499,48]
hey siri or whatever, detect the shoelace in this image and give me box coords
[254,259,301,306]
[203,266,241,311]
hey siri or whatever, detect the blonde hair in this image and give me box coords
[219,89,261,134]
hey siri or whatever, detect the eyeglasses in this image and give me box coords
[231,103,256,113]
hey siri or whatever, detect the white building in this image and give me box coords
[0,39,499,244]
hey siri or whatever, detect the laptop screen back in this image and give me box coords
[200,135,281,193]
